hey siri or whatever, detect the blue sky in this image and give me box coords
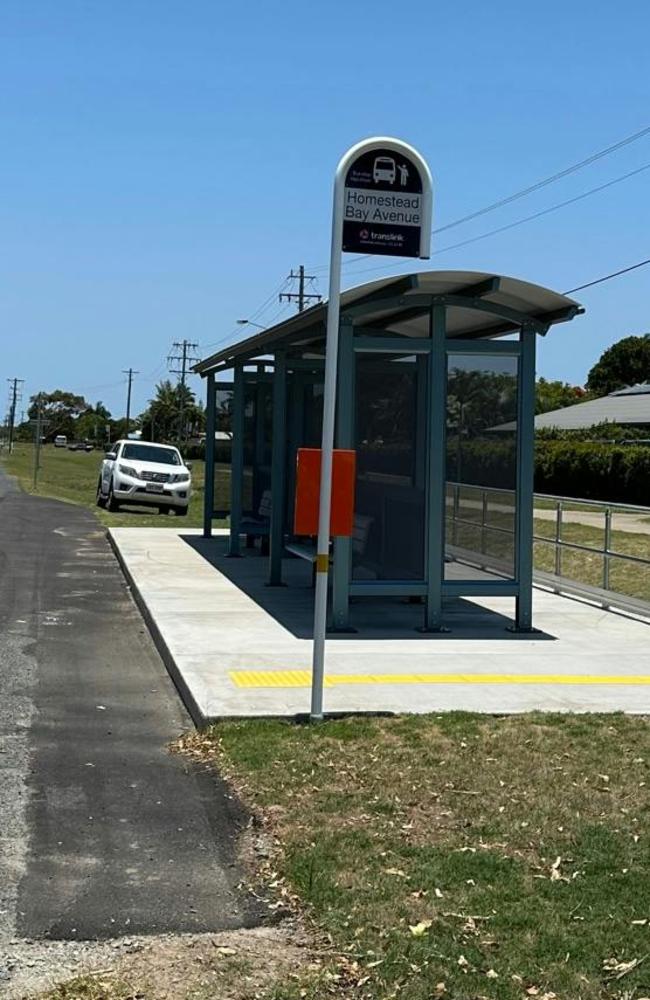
[2,0,649,419]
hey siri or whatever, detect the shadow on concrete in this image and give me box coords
[181,534,556,642]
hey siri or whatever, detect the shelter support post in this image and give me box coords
[423,304,447,632]
[228,362,244,557]
[513,326,537,630]
[202,372,216,538]
[268,351,287,585]
[332,321,354,630]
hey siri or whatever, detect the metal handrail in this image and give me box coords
[446,482,650,611]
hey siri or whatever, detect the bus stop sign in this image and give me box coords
[342,146,429,257]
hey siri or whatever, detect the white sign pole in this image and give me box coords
[310,157,345,722]
[310,137,432,723]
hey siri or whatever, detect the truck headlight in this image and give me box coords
[118,463,139,479]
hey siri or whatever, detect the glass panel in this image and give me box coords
[353,354,425,581]
[445,353,518,581]
[242,380,256,516]
[286,377,324,533]
[213,384,233,516]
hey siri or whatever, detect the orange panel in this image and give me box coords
[294,448,356,537]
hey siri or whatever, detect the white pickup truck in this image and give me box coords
[96,440,191,515]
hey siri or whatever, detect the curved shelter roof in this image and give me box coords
[195,270,583,374]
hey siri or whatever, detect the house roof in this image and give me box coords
[195,270,583,375]
[532,382,650,430]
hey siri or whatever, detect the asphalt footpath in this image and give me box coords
[0,466,259,942]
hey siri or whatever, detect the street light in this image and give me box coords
[237,319,267,329]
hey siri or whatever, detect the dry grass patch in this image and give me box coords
[35,927,311,1000]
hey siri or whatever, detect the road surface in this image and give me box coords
[0,466,258,960]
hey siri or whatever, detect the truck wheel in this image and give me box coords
[96,479,107,508]
[106,480,120,512]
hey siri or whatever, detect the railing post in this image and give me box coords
[554,501,562,577]
[481,489,488,555]
[603,507,612,590]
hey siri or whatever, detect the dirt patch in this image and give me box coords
[7,925,312,999]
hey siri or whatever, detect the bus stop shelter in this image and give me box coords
[194,270,582,633]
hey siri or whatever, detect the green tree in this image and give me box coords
[139,380,204,443]
[27,390,90,440]
[586,333,650,396]
[75,401,112,443]
[535,377,587,414]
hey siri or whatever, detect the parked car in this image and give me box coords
[96,440,191,515]
[68,441,94,452]
[54,435,67,448]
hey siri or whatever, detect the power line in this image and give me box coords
[339,160,650,283]
[200,276,294,356]
[433,123,650,235]
[279,265,322,312]
[308,121,650,275]
[563,256,650,295]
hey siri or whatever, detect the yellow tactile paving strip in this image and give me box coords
[229,671,650,689]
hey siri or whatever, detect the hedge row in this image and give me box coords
[452,437,650,505]
[182,437,650,507]
[534,440,650,506]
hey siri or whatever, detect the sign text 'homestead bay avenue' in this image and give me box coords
[342,146,425,257]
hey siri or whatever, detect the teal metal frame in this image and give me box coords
[331,320,354,629]
[513,326,537,630]
[424,304,448,631]
[268,351,287,585]
[228,363,244,557]
[203,372,216,538]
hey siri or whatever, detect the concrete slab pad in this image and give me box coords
[109,527,650,723]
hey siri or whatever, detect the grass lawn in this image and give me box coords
[173,713,650,1000]
[1,443,209,528]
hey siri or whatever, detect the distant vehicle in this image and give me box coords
[67,441,94,452]
[373,156,396,184]
[96,440,191,515]
[54,435,67,448]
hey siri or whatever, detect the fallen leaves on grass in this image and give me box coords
[408,920,432,937]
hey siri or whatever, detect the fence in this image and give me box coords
[445,483,650,617]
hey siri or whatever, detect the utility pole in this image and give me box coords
[7,378,24,453]
[279,264,321,312]
[167,340,200,446]
[122,368,138,437]
[32,393,44,490]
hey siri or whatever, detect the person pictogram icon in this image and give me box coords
[399,163,409,186]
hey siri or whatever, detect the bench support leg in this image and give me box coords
[331,537,353,631]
